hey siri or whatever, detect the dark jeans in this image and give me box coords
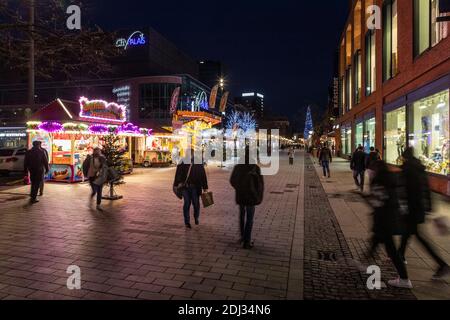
[399,226,447,268]
[89,178,103,205]
[183,186,200,225]
[30,172,43,201]
[353,170,365,190]
[384,236,409,280]
[322,161,330,177]
[39,172,45,195]
[240,206,255,243]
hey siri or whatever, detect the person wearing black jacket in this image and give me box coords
[24,141,49,204]
[351,145,366,192]
[365,160,412,289]
[82,148,107,211]
[39,146,49,196]
[173,156,208,229]
[398,147,449,279]
[230,149,264,249]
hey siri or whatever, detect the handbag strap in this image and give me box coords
[184,164,193,185]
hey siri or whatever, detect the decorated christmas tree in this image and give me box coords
[304,106,314,139]
[101,134,127,200]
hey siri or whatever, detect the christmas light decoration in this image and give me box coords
[38,122,64,133]
[79,97,126,123]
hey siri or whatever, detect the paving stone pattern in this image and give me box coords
[303,156,416,300]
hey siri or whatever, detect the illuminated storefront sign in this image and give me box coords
[79,97,126,123]
[115,31,147,50]
[113,85,131,120]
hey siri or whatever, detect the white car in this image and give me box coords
[0,147,27,176]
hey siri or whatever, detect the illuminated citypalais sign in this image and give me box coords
[115,31,147,50]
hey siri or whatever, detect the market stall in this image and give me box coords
[27,98,152,183]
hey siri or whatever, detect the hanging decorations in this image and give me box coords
[38,122,64,133]
[225,110,256,132]
[88,124,109,134]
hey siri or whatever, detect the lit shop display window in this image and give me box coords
[355,122,363,150]
[364,117,376,154]
[384,106,406,165]
[341,125,352,155]
[408,90,449,175]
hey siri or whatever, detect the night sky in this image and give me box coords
[94,0,349,131]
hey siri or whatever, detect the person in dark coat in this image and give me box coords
[365,159,412,289]
[398,147,449,279]
[230,148,264,249]
[350,145,366,192]
[318,144,332,178]
[82,148,107,211]
[24,141,49,204]
[173,155,208,229]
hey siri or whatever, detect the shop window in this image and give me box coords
[365,30,376,96]
[384,106,406,165]
[342,125,352,155]
[408,90,449,175]
[355,122,364,150]
[364,117,376,153]
[383,0,398,81]
[414,0,449,57]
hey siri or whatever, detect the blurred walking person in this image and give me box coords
[24,141,49,204]
[288,147,295,165]
[365,159,412,288]
[82,147,107,211]
[230,147,264,250]
[366,147,380,188]
[318,144,332,178]
[350,145,366,192]
[398,147,450,279]
[173,152,208,229]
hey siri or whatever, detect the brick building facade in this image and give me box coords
[336,0,450,195]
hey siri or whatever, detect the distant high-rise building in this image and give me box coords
[198,61,227,89]
[234,92,264,119]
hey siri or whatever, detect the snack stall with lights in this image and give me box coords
[173,110,222,155]
[27,98,152,183]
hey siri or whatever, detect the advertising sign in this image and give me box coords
[209,85,219,110]
[219,92,229,113]
[170,87,181,114]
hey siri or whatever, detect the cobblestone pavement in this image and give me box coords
[0,154,303,300]
[303,156,415,300]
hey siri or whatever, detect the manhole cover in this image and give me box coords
[270,192,284,195]
[308,185,318,189]
[317,251,337,261]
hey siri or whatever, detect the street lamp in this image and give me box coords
[219,78,225,89]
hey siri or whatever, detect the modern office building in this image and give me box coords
[234,92,265,119]
[0,27,200,107]
[336,0,450,194]
[113,74,228,132]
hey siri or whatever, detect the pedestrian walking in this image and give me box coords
[364,159,412,289]
[398,147,450,279]
[173,154,208,229]
[82,147,107,211]
[366,147,380,188]
[39,145,49,197]
[230,148,264,249]
[350,145,366,192]
[288,147,295,165]
[318,144,332,178]
[24,141,49,204]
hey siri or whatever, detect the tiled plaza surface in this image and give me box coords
[0,152,448,300]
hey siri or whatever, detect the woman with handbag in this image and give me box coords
[173,155,208,229]
[82,147,107,211]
